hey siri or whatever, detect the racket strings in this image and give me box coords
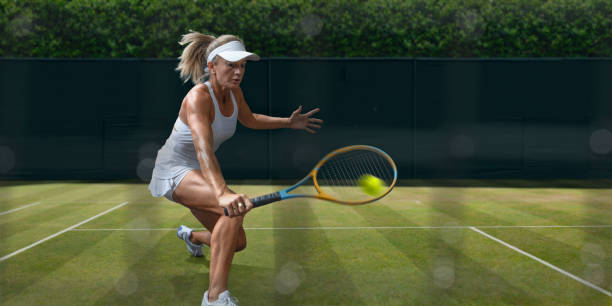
[316,150,394,196]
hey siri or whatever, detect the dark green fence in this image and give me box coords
[0,58,610,181]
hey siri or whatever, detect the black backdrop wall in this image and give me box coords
[1,58,610,181]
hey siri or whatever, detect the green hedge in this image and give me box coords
[1,0,610,58]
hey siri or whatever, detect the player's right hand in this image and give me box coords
[218,192,253,217]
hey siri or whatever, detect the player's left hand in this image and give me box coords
[289,106,323,133]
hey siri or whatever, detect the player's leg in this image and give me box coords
[189,208,247,252]
[172,170,245,302]
[172,170,221,214]
[205,214,242,301]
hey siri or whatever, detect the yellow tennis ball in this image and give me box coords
[358,174,386,196]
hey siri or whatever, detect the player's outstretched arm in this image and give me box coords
[235,88,323,132]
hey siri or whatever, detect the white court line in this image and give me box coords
[475,225,612,229]
[0,202,41,216]
[72,228,177,231]
[69,224,612,231]
[470,226,612,297]
[0,201,129,262]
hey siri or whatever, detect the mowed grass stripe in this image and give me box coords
[0,183,125,226]
[5,229,294,306]
[0,201,130,300]
[271,199,365,305]
[497,197,612,227]
[301,186,480,228]
[399,187,511,228]
[0,202,128,262]
[468,187,612,225]
[471,227,612,297]
[0,183,131,228]
[348,204,540,305]
[351,190,612,304]
[0,183,139,225]
[81,199,195,230]
[467,193,610,227]
[469,198,612,247]
[0,182,141,207]
[21,229,608,305]
[457,228,610,305]
[0,229,189,305]
[0,183,77,210]
[2,182,611,305]
[70,224,612,231]
[408,186,612,252]
[389,186,612,226]
[425,190,612,297]
[0,182,74,205]
[101,183,608,303]
[321,228,431,305]
[467,187,612,251]
[476,227,612,302]
[0,184,134,253]
[376,186,517,227]
[0,202,40,216]
[91,229,208,305]
[55,183,149,204]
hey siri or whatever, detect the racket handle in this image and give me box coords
[251,191,282,207]
[223,191,282,216]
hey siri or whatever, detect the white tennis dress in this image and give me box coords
[148,81,238,201]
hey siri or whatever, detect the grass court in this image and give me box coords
[1,181,611,305]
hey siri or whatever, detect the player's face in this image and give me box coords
[213,58,246,88]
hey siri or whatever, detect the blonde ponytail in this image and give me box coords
[176,31,215,84]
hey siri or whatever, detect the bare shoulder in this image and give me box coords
[181,84,213,123]
[186,84,212,107]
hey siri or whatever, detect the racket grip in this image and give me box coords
[251,191,282,207]
[223,191,282,216]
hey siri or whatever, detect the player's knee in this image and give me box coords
[219,214,243,225]
[214,215,243,238]
[227,215,244,227]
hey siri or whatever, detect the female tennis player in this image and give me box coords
[149,32,322,305]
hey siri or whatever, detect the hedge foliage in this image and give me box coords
[1,0,610,58]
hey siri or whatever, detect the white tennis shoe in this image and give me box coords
[177,225,204,257]
[202,290,238,306]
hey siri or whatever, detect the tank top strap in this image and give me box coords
[204,81,222,118]
[204,81,237,119]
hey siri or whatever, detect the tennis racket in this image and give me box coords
[224,145,397,216]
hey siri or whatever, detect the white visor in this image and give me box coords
[207,41,260,64]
